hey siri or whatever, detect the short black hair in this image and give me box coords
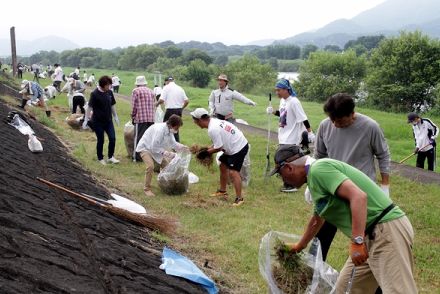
[98,75,112,88]
[323,93,355,120]
[167,114,183,127]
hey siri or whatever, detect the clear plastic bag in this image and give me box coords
[124,121,135,158]
[8,114,35,136]
[259,231,338,294]
[28,134,43,153]
[155,106,164,123]
[157,152,191,195]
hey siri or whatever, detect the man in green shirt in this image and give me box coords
[270,145,417,293]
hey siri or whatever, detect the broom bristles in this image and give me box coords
[105,206,178,235]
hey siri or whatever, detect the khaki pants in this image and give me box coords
[336,216,417,294]
[140,151,169,192]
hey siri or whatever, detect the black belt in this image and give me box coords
[365,203,395,240]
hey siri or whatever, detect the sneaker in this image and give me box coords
[280,186,298,193]
[107,157,120,164]
[98,159,107,165]
[210,190,228,198]
[144,190,155,197]
[232,197,244,207]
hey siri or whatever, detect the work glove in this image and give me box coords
[414,147,420,154]
[308,131,316,143]
[209,108,214,116]
[381,184,390,197]
[350,242,369,266]
[82,120,89,130]
[248,101,256,106]
[114,116,120,127]
[266,106,273,114]
[282,242,304,254]
[163,151,175,160]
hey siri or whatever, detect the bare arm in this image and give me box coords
[182,99,189,109]
[336,179,368,238]
[297,214,325,249]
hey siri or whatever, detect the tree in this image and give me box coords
[294,50,366,102]
[185,59,211,88]
[366,31,440,112]
[165,46,183,58]
[224,54,277,93]
[301,44,318,59]
[324,45,342,52]
[214,55,228,66]
[345,35,385,51]
[183,49,213,65]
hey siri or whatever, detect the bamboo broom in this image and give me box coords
[37,177,177,235]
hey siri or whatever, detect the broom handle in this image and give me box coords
[399,143,432,164]
[37,177,108,208]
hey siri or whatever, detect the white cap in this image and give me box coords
[190,108,209,119]
[135,75,147,86]
[20,80,29,89]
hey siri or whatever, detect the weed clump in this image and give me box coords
[190,144,213,167]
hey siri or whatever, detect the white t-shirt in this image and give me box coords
[160,82,188,109]
[54,66,63,81]
[74,68,80,75]
[208,118,248,155]
[153,86,162,96]
[112,76,120,86]
[278,96,308,145]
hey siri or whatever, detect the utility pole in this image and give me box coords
[10,27,17,77]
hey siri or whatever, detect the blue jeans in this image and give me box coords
[94,120,116,160]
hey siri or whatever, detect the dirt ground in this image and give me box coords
[0,99,205,293]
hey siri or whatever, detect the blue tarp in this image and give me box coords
[161,247,218,294]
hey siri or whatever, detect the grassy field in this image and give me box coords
[24,66,440,170]
[4,70,440,293]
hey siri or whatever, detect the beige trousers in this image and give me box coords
[139,151,169,192]
[336,216,417,294]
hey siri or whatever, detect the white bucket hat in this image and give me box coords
[135,76,147,86]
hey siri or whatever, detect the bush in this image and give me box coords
[184,59,211,88]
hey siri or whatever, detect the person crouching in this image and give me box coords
[19,80,51,117]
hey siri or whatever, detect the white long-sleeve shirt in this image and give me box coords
[208,86,254,116]
[412,118,438,152]
[135,123,184,163]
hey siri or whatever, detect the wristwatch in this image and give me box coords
[352,236,364,245]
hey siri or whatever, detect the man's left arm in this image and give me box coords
[232,90,256,106]
[371,124,391,188]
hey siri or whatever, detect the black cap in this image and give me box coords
[407,112,419,123]
[269,145,306,176]
[166,75,174,81]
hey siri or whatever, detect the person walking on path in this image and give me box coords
[156,76,189,142]
[112,73,121,93]
[131,76,156,161]
[407,112,438,171]
[52,63,64,92]
[314,93,391,262]
[270,145,417,294]
[135,115,188,197]
[19,80,51,117]
[83,75,120,165]
[191,108,249,207]
[208,74,256,122]
[266,78,315,192]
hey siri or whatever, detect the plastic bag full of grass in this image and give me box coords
[158,152,191,195]
[259,231,339,294]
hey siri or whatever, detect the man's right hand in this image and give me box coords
[82,121,88,130]
[284,242,304,253]
[414,147,420,154]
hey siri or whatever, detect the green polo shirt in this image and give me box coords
[308,158,405,238]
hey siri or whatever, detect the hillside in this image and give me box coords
[277,0,440,47]
[0,35,79,56]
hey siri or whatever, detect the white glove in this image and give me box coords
[249,101,256,106]
[114,116,120,126]
[381,185,390,197]
[308,131,316,143]
[209,108,214,116]
[163,151,175,160]
[82,120,88,130]
[266,106,273,114]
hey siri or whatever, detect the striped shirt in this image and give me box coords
[131,86,155,123]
